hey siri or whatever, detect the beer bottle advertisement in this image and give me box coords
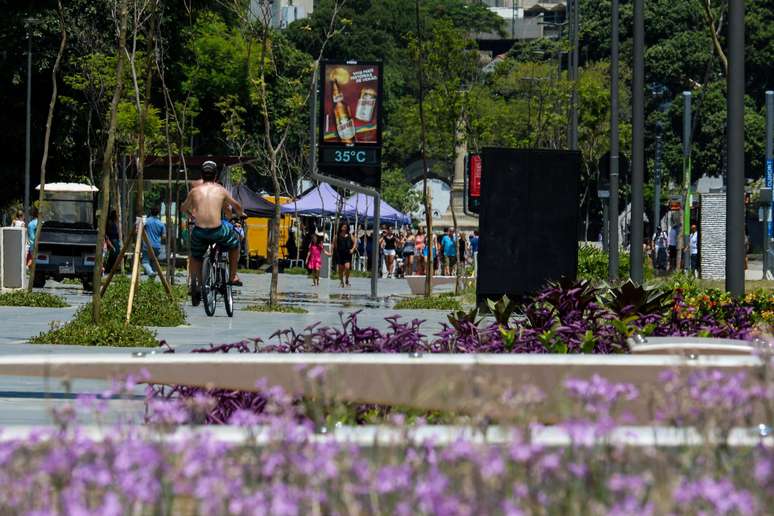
[321,63,380,146]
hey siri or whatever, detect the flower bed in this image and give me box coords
[3,369,774,515]
[151,279,773,423]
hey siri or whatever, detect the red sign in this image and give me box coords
[470,154,482,198]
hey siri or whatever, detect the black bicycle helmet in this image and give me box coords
[202,160,218,180]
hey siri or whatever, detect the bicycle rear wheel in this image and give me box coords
[220,266,234,317]
[202,254,217,317]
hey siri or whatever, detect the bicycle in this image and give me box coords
[191,242,234,317]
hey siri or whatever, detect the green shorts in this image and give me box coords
[191,224,240,259]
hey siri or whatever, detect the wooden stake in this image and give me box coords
[125,218,144,327]
[141,231,173,298]
[101,224,136,297]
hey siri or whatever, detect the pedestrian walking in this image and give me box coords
[142,206,165,278]
[333,223,356,287]
[306,232,330,287]
[653,227,668,273]
[380,226,398,278]
[668,223,680,272]
[26,207,39,267]
[415,227,426,275]
[402,229,416,276]
[458,232,467,270]
[441,227,457,276]
[11,210,25,228]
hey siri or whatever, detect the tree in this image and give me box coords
[381,167,421,215]
[227,0,346,305]
[91,0,129,322]
[28,0,67,292]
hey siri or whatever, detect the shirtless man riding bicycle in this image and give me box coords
[181,161,245,301]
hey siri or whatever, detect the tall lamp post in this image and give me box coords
[608,0,620,280]
[24,18,36,221]
[726,0,745,296]
[682,91,692,272]
[568,0,579,150]
[630,0,645,283]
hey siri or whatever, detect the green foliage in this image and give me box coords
[394,296,462,311]
[30,319,158,347]
[0,291,68,308]
[244,304,308,314]
[577,245,631,281]
[30,276,183,347]
[88,276,186,327]
[486,296,518,326]
[447,306,481,333]
[605,280,672,316]
[381,167,421,215]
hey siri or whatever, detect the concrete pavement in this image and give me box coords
[0,272,454,424]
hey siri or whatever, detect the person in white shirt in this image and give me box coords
[689,224,699,275]
[11,210,25,228]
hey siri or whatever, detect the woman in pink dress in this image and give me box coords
[307,232,330,286]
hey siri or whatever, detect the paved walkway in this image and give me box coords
[0,273,454,424]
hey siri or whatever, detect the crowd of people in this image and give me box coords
[292,222,479,287]
[650,223,701,276]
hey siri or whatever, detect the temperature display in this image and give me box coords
[321,147,378,166]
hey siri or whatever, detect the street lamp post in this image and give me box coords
[726,0,745,296]
[568,0,579,150]
[654,123,663,242]
[682,92,692,272]
[24,21,33,221]
[608,0,620,281]
[630,0,645,283]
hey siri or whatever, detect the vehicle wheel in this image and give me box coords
[32,273,46,289]
[202,255,216,317]
[221,267,234,318]
[81,277,94,292]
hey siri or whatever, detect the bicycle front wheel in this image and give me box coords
[202,254,217,317]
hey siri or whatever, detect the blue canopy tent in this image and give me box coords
[343,193,411,226]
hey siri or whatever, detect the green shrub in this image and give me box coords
[0,291,68,308]
[244,303,308,314]
[577,245,628,281]
[394,296,462,311]
[30,319,158,347]
[85,276,186,327]
[577,245,654,283]
[30,276,183,347]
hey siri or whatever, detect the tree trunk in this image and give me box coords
[269,159,281,305]
[415,0,433,297]
[28,0,67,292]
[91,0,128,322]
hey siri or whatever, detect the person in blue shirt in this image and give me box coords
[469,230,479,256]
[26,207,39,267]
[142,206,166,278]
[440,227,457,276]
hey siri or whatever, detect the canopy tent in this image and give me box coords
[231,184,276,217]
[279,183,350,217]
[342,193,411,226]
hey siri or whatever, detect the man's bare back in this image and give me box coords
[182,182,241,228]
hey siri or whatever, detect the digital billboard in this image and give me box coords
[320,61,381,146]
[318,60,383,189]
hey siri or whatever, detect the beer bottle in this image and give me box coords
[332,80,356,144]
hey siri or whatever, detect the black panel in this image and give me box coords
[476,148,581,302]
